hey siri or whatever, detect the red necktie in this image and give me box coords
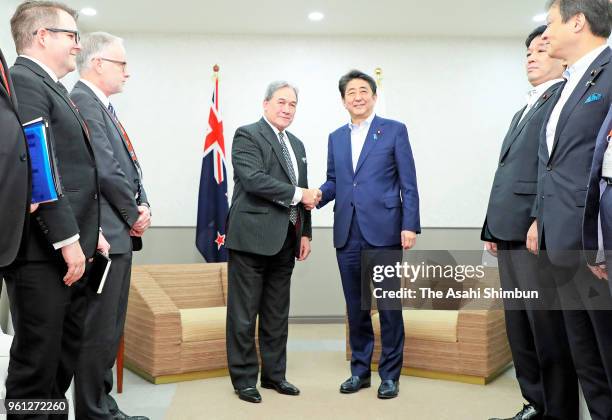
[0,63,11,97]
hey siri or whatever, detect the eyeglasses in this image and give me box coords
[33,27,80,44]
[98,57,128,72]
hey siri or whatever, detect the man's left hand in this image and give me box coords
[401,230,417,250]
[297,236,311,261]
[588,263,608,281]
[133,205,151,232]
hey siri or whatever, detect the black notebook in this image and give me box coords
[88,252,112,294]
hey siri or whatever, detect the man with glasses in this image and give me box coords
[71,32,150,420]
[5,1,108,412]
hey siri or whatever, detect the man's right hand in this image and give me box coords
[301,188,322,210]
[485,241,498,257]
[61,241,86,286]
[526,220,538,255]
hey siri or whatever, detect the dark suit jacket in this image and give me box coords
[70,81,148,254]
[10,57,100,262]
[536,47,612,266]
[225,118,311,256]
[482,82,562,242]
[318,115,420,248]
[583,104,612,264]
[0,49,29,267]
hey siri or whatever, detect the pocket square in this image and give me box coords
[585,93,603,104]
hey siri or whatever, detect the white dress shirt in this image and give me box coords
[263,117,302,205]
[349,112,376,172]
[519,78,564,123]
[79,78,110,107]
[545,45,608,154]
[19,55,59,82]
[20,55,81,250]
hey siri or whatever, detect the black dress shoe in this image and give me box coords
[489,404,540,420]
[339,375,371,393]
[112,408,150,420]
[261,379,300,395]
[235,386,262,403]
[377,379,399,399]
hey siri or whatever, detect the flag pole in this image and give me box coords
[375,67,383,87]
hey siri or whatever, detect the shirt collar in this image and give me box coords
[563,45,608,82]
[19,55,59,82]
[526,78,564,104]
[263,115,285,138]
[79,78,110,107]
[348,112,376,131]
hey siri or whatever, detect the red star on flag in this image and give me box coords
[214,232,226,250]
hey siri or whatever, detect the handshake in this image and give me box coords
[301,188,322,211]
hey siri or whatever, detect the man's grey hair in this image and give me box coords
[264,81,299,102]
[76,31,123,73]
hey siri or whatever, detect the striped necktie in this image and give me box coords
[0,63,10,97]
[278,131,298,225]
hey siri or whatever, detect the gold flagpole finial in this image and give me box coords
[374,67,383,87]
[212,64,220,81]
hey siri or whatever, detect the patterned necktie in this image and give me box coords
[278,131,298,225]
[108,102,118,121]
[108,102,143,179]
[0,63,10,97]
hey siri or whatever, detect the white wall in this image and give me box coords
[0,1,19,63]
[59,33,528,228]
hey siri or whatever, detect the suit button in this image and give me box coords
[541,195,545,199]
[353,183,357,187]
[93,193,98,200]
[547,165,552,171]
[500,162,505,167]
[20,153,27,162]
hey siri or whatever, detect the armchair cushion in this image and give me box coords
[179,307,226,343]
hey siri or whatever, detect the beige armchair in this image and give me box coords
[347,268,513,384]
[124,263,230,384]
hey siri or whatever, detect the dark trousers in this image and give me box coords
[75,252,132,420]
[540,231,612,420]
[226,225,296,390]
[497,241,578,420]
[336,213,404,381]
[4,261,87,420]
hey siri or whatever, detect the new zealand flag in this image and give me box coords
[196,69,228,262]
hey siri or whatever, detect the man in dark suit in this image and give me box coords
[583,105,612,279]
[482,26,577,420]
[533,0,612,417]
[318,70,420,399]
[4,2,108,414]
[71,32,151,420]
[225,81,319,403]
[0,46,31,271]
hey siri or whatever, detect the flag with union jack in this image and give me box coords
[196,66,228,262]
